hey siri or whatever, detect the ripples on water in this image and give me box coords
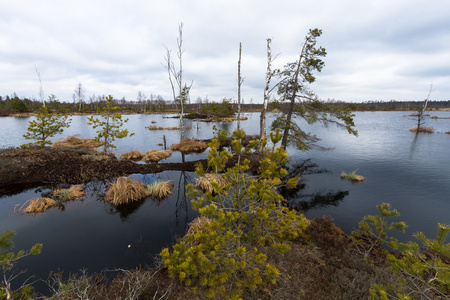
[0,111,449,292]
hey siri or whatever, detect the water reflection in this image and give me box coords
[289,190,349,212]
[107,198,146,222]
[175,170,191,230]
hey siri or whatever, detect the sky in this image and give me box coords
[1,0,449,104]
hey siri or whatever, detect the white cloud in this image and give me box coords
[1,0,449,103]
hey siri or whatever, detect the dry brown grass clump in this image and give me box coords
[120,150,145,161]
[409,126,435,133]
[105,177,147,206]
[52,185,85,201]
[146,181,174,199]
[146,125,192,130]
[53,135,104,148]
[144,150,172,162]
[170,139,208,154]
[340,171,366,182]
[24,197,58,213]
[185,216,212,237]
[195,174,228,193]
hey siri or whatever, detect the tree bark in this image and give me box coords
[260,38,272,151]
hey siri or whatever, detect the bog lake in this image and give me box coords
[0,111,449,292]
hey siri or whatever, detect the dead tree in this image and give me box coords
[163,23,192,140]
[416,84,432,131]
[237,42,244,130]
[260,38,275,151]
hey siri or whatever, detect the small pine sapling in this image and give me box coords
[21,106,71,148]
[352,202,407,259]
[87,95,134,154]
[0,230,43,299]
[160,128,307,299]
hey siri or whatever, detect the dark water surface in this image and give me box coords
[0,111,449,293]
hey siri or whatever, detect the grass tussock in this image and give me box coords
[105,177,147,206]
[24,197,58,214]
[340,170,366,182]
[53,135,104,148]
[431,115,450,119]
[409,126,435,133]
[170,139,208,154]
[185,216,212,238]
[195,173,228,193]
[52,185,85,201]
[119,150,144,161]
[146,181,174,199]
[146,125,192,130]
[144,150,172,162]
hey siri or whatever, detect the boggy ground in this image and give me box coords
[35,216,402,299]
[0,146,261,196]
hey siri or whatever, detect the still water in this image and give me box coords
[0,111,449,292]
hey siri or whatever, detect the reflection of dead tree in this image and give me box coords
[175,171,190,229]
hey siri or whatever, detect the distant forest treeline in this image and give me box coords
[1,93,449,115]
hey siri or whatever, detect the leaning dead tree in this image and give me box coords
[164,22,192,140]
[415,84,432,132]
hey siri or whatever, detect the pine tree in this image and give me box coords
[21,106,71,148]
[87,95,134,154]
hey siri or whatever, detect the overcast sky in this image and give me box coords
[1,0,449,103]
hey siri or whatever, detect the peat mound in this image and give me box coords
[0,147,260,196]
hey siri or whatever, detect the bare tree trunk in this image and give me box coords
[260,38,272,151]
[237,42,243,130]
[35,66,45,107]
[417,84,432,131]
[177,23,185,140]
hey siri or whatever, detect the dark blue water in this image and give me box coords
[0,111,449,293]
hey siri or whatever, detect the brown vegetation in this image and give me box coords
[42,216,404,299]
[146,181,174,199]
[119,150,144,161]
[144,150,172,162]
[170,139,208,154]
[185,216,212,238]
[52,185,85,201]
[409,126,435,133]
[195,173,228,193]
[105,177,147,206]
[53,135,104,148]
[431,115,450,119]
[23,197,58,213]
[146,125,192,130]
